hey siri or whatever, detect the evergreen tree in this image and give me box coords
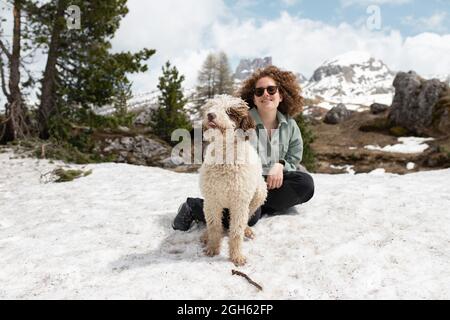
[24,0,155,139]
[151,61,191,145]
[194,51,234,112]
[216,51,234,95]
[195,53,218,107]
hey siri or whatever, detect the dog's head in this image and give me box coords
[201,95,255,133]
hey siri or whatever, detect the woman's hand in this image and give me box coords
[266,163,284,190]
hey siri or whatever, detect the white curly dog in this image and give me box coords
[199,95,267,266]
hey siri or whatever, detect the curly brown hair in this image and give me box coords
[237,65,304,117]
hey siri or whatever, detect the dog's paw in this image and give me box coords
[231,254,247,266]
[244,227,255,240]
[204,246,220,257]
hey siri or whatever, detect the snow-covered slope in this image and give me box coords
[1,150,449,299]
[94,88,196,117]
[303,51,396,110]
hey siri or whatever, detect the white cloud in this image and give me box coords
[110,3,450,94]
[402,12,448,32]
[210,11,450,79]
[340,0,412,7]
[111,0,228,93]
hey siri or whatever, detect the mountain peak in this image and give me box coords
[234,57,272,81]
[304,51,395,109]
[323,51,373,67]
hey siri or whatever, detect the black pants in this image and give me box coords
[186,171,314,227]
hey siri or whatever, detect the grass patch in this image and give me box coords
[7,137,116,164]
[53,168,93,183]
[389,126,409,137]
[359,118,391,133]
[359,117,412,137]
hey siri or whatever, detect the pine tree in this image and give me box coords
[151,61,191,145]
[194,51,234,112]
[216,51,234,95]
[24,0,155,139]
[196,53,218,107]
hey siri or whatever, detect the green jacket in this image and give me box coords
[249,108,303,173]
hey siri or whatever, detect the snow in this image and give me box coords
[330,164,355,175]
[406,162,416,170]
[303,51,395,111]
[323,51,373,67]
[1,150,449,299]
[365,137,434,154]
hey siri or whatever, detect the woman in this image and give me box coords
[173,65,315,231]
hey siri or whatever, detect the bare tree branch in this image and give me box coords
[231,270,263,291]
[0,55,10,99]
[0,39,12,61]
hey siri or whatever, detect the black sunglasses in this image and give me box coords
[254,85,278,97]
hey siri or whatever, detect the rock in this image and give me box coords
[101,135,172,166]
[120,137,135,151]
[133,108,155,126]
[234,57,272,81]
[117,126,130,133]
[323,104,353,124]
[303,106,329,121]
[370,103,390,114]
[311,65,355,83]
[161,156,185,168]
[295,72,308,84]
[388,71,449,135]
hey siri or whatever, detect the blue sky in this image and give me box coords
[225,0,450,36]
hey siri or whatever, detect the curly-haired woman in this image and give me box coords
[173,65,315,231]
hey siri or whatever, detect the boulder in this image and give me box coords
[101,135,172,166]
[323,104,353,124]
[388,71,449,135]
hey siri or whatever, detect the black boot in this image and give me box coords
[172,198,206,231]
[172,202,195,231]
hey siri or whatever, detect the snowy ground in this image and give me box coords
[1,150,449,299]
[364,137,435,154]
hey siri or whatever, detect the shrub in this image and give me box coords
[294,113,316,172]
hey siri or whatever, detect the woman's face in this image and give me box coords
[253,76,283,113]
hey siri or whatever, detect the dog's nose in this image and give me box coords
[207,113,216,121]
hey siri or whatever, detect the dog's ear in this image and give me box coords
[227,102,255,132]
[239,112,255,131]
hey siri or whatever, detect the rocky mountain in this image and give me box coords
[296,72,308,84]
[303,51,396,110]
[233,57,272,82]
[423,74,450,85]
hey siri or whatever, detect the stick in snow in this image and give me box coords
[231,269,263,291]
